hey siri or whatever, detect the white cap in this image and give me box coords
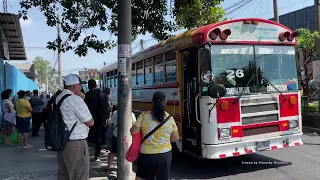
[64,74,80,86]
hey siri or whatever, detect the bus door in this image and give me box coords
[181,49,202,157]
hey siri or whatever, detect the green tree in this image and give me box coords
[19,0,225,57]
[33,56,53,85]
[295,28,319,97]
[173,0,226,29]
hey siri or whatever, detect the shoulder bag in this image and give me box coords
[126,114,172,162]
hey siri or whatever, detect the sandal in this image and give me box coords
[23,144,33,148]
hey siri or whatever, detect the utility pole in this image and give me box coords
[84,67,87,80]
[57,13,62,88]
[273,0,279,23]
[140,39,144,51]
[315,0,320,111]
[117,0,132,179]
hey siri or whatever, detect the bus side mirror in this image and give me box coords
[199,47,211,73]
[309,80,319,92]
[208,84,226,98]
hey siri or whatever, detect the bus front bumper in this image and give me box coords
[201,133,303,159]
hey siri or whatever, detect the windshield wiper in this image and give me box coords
[261,77,287,106]
[232,75,255,104]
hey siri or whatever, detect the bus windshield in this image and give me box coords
[210,45,298,96]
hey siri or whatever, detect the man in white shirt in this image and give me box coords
[106,107,136,170]
[56,74,94,180]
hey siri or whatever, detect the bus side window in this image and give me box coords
[137,61,144,86]
[132,63,137,87]
[145,58,153,85]
[107,72,110,87]
[114,69,118,87]
[165,51,177,82]
[154,54,164,83]
[110,71,114,87]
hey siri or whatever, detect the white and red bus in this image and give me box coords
[99,18,302,159]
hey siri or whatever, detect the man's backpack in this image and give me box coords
[45,94,77,151]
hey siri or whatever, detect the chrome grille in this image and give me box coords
[240,96,279,127]
[241,103,278,114]
[242,114,279,125]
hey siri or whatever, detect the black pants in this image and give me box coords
[42,109,48,130]
[102,124,108,145]
[31,112,42,136]
[93,123,104,158]
[136,151,172,180]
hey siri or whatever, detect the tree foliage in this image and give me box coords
[295,28,320,98]
[173,0,225,28]
[296,28,319,52]
[19,0,225,57]
[33,56,53,85]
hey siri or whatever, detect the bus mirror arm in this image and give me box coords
[195,93,202,125]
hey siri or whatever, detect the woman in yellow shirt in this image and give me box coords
[131,91,179,180]
[15,90,33,148]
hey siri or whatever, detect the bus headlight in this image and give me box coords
[220,128,231,138]
[289,120,298,129]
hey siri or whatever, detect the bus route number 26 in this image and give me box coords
[226,69,245,79]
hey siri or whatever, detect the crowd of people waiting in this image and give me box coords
[1,89,59,148]
[1,73,180,180]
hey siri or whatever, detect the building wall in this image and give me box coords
[4,62,39,97]
[269,5,315,31]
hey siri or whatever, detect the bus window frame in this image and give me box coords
[132,62,137,87]
[136,60,144,86]
[154,54,165,84]
[165,51,177,83]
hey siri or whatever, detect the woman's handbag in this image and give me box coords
[126,115,172,162]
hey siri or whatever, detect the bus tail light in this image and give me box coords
[287,31,299,41]
[289,96,297,105]
[193,33,204,45]
[219,29,231,40]
[279,120,289,131]
[279,94,299,117]
[220,100,229,110]
[216,98,240,123]
[278,31,290,42]
[209,28,221,40]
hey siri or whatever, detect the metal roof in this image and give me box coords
[0,13,27,60]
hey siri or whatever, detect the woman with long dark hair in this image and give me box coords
[1,89,15,145]
[130,91,179,180]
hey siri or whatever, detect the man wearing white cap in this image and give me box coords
[56,74,94,180]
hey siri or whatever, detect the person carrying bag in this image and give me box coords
[128,91,180,180]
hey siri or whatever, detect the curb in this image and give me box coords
[303,126,320,135]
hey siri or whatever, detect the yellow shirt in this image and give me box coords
[15,98,32,118]
[134,111,178,154]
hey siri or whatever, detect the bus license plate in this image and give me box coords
[256,140,270,151]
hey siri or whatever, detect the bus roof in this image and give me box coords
[100,18,294,73]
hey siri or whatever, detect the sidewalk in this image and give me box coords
[0,128,136,180]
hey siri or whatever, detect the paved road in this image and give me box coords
[170,133,320,180]
[1,131,320,180]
